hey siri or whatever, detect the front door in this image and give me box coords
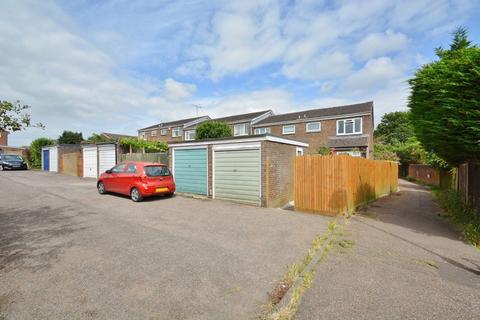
[43,150,49,171]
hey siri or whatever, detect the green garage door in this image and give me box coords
[173,148,208,195]
[214,149,261,205]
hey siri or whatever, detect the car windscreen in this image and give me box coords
[144,166,171,177]
[3,155,22,161]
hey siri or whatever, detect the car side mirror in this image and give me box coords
[105,169,112,174]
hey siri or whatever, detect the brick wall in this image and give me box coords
[254,114,374,157]
[0,146,27,158]
[261,141,296,208]
[0,130,8,146]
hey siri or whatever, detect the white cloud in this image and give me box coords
[343,57,404,94]
[282,51,353,80]
[164,78,196,101]
[355,30,408,60]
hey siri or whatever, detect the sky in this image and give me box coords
[2,0,480,146]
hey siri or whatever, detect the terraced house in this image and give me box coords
[138,101,374,158]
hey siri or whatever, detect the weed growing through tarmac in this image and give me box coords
[415,259,438,269]
[260,219,354,320]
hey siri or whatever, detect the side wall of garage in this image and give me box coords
[261,141,297,208]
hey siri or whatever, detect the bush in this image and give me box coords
[119,138,168,153]
[58,131,83,144]
[195,121,232,140]
[316,145,330,155]
[433,188,480,246]
[29,137,54,168]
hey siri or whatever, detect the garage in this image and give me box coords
[41,146,58,172]
[82,146,97,178]
[213,147,261,205]
[172,148,208,195]
[169,135,308,208]
[98,144,117,175]
[81,143,117,178]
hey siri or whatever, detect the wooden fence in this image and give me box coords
[295,155,398,215]
[119,152,169,165]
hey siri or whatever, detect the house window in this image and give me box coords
[151,130,157,137]
[185,130,195,141]
[172,127,181,137]
[254,127,271,135]
[139,132,146,140]
[160,128,167,136]
[306,122,321,132]
[234,123,247,136]
[336,150,362,157]
[296,147,304,156]
[337,118,362,135]
[282,125,295,135]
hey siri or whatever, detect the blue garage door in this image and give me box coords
[173,148,208,195]
[43,149,50,171]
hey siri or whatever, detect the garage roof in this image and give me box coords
[168,133,309,148]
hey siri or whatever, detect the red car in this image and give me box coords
[97,161,175,202]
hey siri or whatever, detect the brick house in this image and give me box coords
[252,102,374,158]
[138,101,374,158]
[210,110,273,136]
[0,130,29,158]
[138,116,210,143]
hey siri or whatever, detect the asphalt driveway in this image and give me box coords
[0,170,330,319]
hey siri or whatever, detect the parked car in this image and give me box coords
[0,154,28,170]
[97,161,175,202]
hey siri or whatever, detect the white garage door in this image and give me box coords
[98,144,116,175]
[49,146,58,172]
[214,148,261,206]
[83,146,98,178]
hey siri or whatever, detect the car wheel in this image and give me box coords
[130,187,143,202]
[97,182,107,194]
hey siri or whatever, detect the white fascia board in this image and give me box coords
[213,142,261,151]
[183,116,211,128]
[169,135,308,148]
[250,111,274,124]
[253,112,371,127]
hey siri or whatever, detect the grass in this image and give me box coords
[261,219,355,320]
[432,188,480,247]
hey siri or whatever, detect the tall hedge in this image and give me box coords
[29,137,54,168]
[195,121,232,140]
[408,29,480,165]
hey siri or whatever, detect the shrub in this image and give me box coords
[29,137,54,168]
[433,188,480,246]
[316,145,330,155]
[195,121,232,140]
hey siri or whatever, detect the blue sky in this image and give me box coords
[2,0,480,146]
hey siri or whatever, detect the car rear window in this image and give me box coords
[144,166,171,177]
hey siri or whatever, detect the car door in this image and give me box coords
[118,163,139,195]
[105,163,127,192]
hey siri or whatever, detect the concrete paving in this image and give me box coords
[0,170,331,320]
[296,180,480,320]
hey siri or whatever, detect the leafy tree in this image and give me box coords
[409,27,480,164]
[373,143,399,162]
[58,131,83,144]
[29,137,54,168]
[195,121,232,140]
[0,100,44,132]
[374,111,415,144]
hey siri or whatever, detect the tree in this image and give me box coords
[58,131,83,144]
[29,137,54,168]
[0,100,44,132]
[409,27,480,165]
[374,111,415,144]
[195,121,232,140]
